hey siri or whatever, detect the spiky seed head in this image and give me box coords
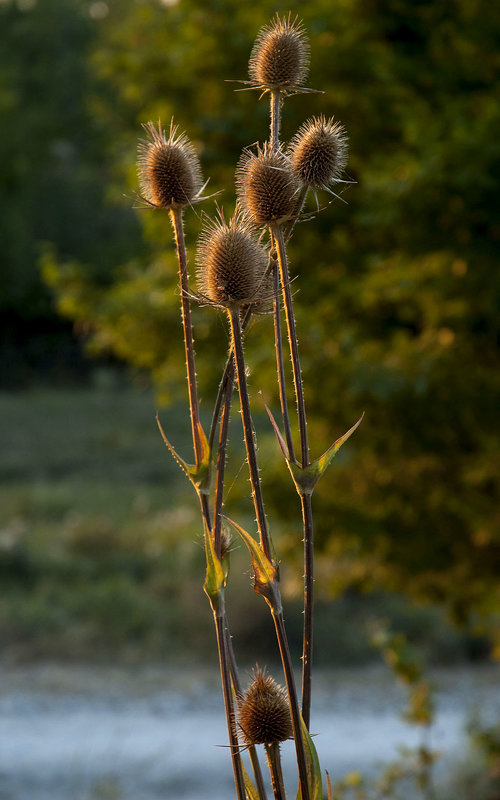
[238,667,292,746]
[288,116,348,189]
[196,210,269,309]
[236,145,299,226]
[137,120,203,209]
[249,14,309,91]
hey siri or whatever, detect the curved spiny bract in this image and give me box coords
[137,120,203,209]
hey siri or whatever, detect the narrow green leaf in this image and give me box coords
[203,521,225,606]
[288,413,364,496]
[296,713,323,800]
[241,761,260,800]
[156,413,212,495]
[263,401,292,461]
[224,516,281,611]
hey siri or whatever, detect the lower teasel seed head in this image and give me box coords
[238,667,292,746]
[196,210,269,309]
[237,145,299,226]
[137,120,203,209]
[289,115,348,190]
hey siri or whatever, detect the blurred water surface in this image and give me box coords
[0,663,498,800]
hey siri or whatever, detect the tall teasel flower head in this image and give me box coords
[196,208,269,310]
[238,667,292,746]
[248,14,310,94]
[137,120,204,209]
[288,115,348,191]
[236,143,300,226]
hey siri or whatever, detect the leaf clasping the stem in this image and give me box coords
[156,413,212,497]
[265,406,364,496]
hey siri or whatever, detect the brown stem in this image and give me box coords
[213,608,247,800]
[271,248,296,463]
[270,89,281,151]
[265,742,287,800]
[228,307,271,560]
[273,225,309,467]
[273,224,315,730]
[170,207,203,466]
[272,610,310,800]
[300,492,314,730]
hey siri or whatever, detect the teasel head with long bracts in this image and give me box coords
[196,208,270,311]
[248,13,310,95]
[137,120,205,210]
[288,115,349,195]
[238,667,292,746]
[236,144,300,227]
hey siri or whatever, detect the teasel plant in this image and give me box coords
[137,13,363,800]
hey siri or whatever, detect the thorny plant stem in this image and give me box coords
[170,208,203,466]
[212,370,268,800]
[270,89,281,151]
[213,607,247,800]
[265,742,286,800]
[273,224,315,731]
[228,308,272,560]
[273,226,309,468]
[228,307,310,800]
[213,369,234,558]
[169,210,267,797]
[271,245,296,464]
[272,608,311,800]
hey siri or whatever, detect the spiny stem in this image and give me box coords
[213,608,247,800]
[272,609,311,800]
[265,742,286,800]
[300,492,314,730]
[212,369,234,558]
[228,307,271,560]
[169,207,203,466]
[273,225,309,467]
[270,89,281,151]
[273,224,315,730]
[271,246,296,463]
[211,368,268,800]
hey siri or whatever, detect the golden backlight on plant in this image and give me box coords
[141,13,361,800]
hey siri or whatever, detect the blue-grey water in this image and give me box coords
[0,663,498,799]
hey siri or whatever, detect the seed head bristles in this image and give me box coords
[238,667,292,746]
[288,115,349,191]
[137,120,204,209]
[196,208,270,310]
[236,144,300,227]
[249,14,310,95]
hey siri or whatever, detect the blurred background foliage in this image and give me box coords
[1,0,499,660]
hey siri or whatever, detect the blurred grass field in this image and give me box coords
[0,381,485,666]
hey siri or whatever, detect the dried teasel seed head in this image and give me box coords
[196,210,269,309]
[288,115,348,190]
[238,667,292,746]
[249,14,309,91]
[236,145,299,226]
[137,120,203,209]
